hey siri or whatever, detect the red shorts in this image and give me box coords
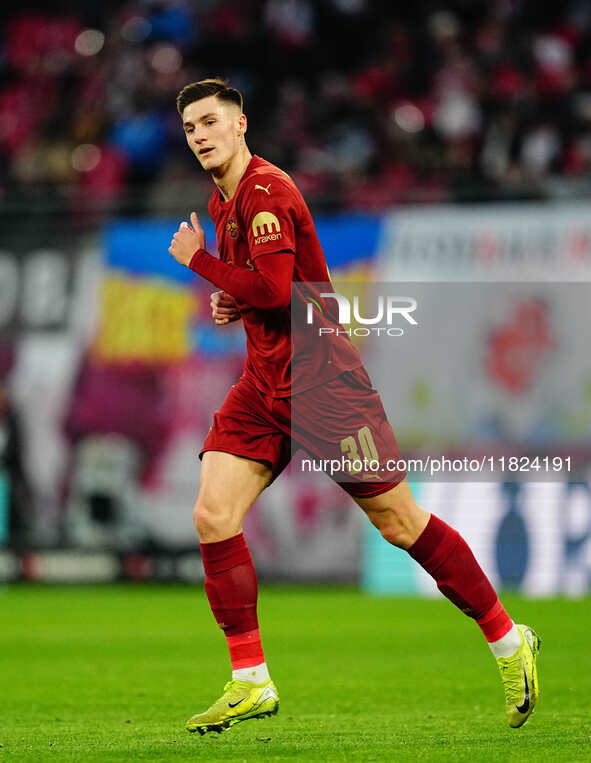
[200,367,406,498]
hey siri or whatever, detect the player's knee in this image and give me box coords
[371,503,425,549]
[378,519,415,549]
[193,496,235,542]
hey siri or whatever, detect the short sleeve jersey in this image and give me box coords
[208,155,361,397]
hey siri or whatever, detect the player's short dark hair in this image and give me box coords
[176,78,243,116]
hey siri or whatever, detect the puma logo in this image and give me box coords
[254,183,271,195]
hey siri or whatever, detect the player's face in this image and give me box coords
[182,95,246,173]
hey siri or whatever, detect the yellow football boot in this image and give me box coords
[497,624,541,728]
[186,678,279,735]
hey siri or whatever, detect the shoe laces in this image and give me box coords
[201,680,243,714]
[498,654,524,702]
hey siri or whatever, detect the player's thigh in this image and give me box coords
[354,479,429,549]
[194,450,273,541]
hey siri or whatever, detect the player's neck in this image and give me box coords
[211,146,253,202]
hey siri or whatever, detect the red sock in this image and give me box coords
[200,533,265,669]
[408,514,513,642]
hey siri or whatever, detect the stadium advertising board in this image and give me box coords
[379,201,591,282]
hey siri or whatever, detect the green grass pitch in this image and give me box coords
[1,585,589,761]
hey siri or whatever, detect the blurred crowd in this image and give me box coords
[2,0,591,221]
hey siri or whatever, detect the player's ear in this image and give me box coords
[238,113,247,136]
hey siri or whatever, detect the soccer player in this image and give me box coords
[168,79,541,736]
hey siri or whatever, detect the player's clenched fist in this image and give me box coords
[168,211,206,266]
[211,291,241,324]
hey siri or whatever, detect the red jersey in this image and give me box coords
[205,155,361,397]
